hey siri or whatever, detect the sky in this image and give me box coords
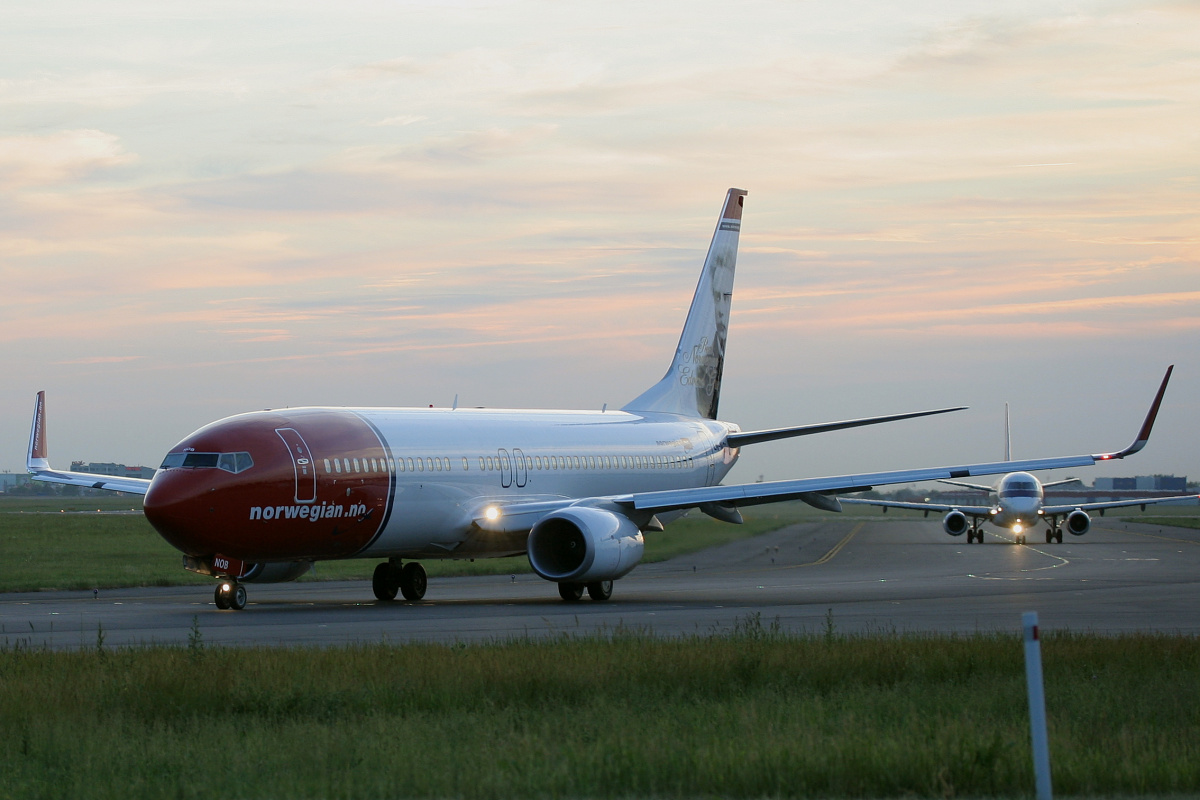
[2,0,1197,488]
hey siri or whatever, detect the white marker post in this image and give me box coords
[1023,611,1053,800]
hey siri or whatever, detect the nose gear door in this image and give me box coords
[276,428,317,503]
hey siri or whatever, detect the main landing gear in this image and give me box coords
[214,580,247,611]
[372,559,428,602]
[558,580,613,602]
[966,528,985,544]
[1045,528,1063,544]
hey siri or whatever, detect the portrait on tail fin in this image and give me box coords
[624,188,746,420]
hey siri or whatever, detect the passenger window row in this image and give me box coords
[321,453,697,476]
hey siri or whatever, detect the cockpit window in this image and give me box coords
[1001,480,1040,498]
[160,451,254,474]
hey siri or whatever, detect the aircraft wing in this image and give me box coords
[1042,495,1199,516]
[838,498,992,516]
[25,391,153,496]
[623,452,1100,515]
[478,365,1176,531]
[479,452,1102,531]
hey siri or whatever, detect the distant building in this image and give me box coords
[0,472,27,492]
[1093,475,1187,492]
[70,461,156,480]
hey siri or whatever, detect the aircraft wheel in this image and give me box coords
[976,530,984,544]
[372,562,399,601]
[399,562,427,601]
[1055,530,1063,544]
[587,580,613,601]
[966,529,975,544]
[229,583,248,611]
[558,582,585,602]
[1046,529,1053,544]
[214,583,230,609]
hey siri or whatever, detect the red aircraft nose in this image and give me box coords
[144,409,392,562]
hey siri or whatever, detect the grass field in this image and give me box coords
[1,628,1197,799]
[0,497,813,592]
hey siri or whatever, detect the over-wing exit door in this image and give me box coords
[276,428,317,503]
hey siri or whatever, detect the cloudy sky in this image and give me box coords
[2,0,1197,487]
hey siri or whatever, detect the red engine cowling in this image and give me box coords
[1065,509,1091,536]
[527,507,645,583]
[943,510,969,537]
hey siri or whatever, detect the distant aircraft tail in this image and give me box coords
[28,390,49,471]
[1004,402,1011,461]
[623,188,746,419]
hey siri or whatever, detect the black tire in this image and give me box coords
[1055,530,1063,544]
[372,562,399,601]
[399,562,427,601]
[214,584,230,610]
[586,580,613,601]
[976,530,984,544]
[558,582,584,602]
[1046,529,1053,544]
[229,583,248,611]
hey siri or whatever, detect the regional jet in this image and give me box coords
[841,381,1195,544]
[25,189,1175,609]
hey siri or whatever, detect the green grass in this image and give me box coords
[1,628,1198,799]
[0,498,810,592]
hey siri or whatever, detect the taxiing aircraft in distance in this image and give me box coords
[841,375,1195,544]
[25,189,1176,609]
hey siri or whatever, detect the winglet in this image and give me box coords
[27,391,50,472]
[1094,365,1173,460]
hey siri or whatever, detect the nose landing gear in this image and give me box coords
[214,580,247,610]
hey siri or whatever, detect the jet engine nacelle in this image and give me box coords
[1065,509,1091,536]
[527,507,645,583]
[943,510,969,537]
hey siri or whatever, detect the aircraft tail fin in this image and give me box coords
[1004,402,1011,461]
[623,188,746,419]
[25,390,153,495]
[27,391,50,472]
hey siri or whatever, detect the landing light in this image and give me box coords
[484,506,501,522]
[220,582,232,592]
[1013,524,1023,534]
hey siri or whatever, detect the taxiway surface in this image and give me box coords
[3,515,1198,650]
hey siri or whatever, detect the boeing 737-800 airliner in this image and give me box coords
[25,189,1173,609]
[842,378,1195,544]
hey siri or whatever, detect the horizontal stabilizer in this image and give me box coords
[728,406,965,448]
[936,479,993,492]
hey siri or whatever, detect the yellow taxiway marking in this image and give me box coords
[795,522,864,568]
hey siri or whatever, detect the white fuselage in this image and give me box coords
[355,408,740,557]
[986,471,1044,531]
